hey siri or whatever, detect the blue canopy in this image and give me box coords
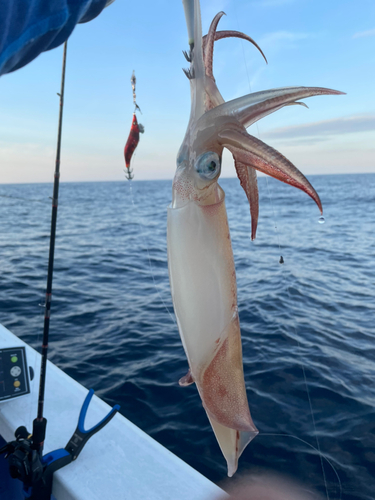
[0,0,110,76]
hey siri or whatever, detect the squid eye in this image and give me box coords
[195,152,221,180]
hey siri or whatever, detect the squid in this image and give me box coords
[167,0,343,477]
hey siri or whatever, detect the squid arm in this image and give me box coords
[168,0,344,476]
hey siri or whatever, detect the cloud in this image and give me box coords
[261,115,375,142]
[353,28,375,39]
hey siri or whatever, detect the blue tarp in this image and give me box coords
[0,0,109,76]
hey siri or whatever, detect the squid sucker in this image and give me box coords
[167,0,344,476]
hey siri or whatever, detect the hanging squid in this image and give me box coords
[167,0,343,477]
[124,71,144,180]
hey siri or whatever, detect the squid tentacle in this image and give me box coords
[219,127,323,213]
[203,30,268,65]
[232,158,259,240]
[211,86,345,129]
[203,11,226,78]
[286,101,309,109]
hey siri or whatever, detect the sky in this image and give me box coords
[0,0,374,184]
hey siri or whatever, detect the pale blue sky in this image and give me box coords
[0,0,374,184]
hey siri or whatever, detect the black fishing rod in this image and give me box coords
[31,39,68,456]
[1,41,119,500]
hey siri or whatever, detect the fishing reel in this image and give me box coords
[0,389,119,500]
[1,426,43,485]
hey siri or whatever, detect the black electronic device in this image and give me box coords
[0,347,31,402]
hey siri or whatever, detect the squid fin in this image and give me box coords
[179,369,195,387]
[207,413,258,477]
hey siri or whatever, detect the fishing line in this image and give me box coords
[125,162,177,327]
[232,5,283,257]
[233,5,337,499]
[259,433,342,500]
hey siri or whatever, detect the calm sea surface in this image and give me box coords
[0,174,374,499]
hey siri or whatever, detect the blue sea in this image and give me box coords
[0,174,374,500]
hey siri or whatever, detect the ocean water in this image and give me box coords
[0,174,374,500]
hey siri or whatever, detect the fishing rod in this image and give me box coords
[1,41,119,500]
[31,38,68,457]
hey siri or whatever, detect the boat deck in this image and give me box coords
[0,324,225,500]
